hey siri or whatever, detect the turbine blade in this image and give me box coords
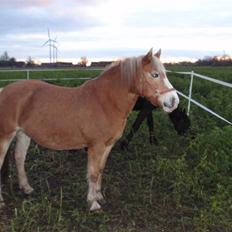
[48,29,51,39]
[41,40,49,47]
[51,39,57,44]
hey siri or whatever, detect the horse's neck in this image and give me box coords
[93,68,138,118]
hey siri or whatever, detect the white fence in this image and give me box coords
[0,68,94,82]
[167,70,232,125]
[0,68,231,125]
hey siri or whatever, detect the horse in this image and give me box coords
[0,100,190,182]
[0,100,190,181]
[120,98,190,150]
[0,49,179,211]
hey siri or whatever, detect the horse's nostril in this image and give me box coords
[163,102,170,108]
[171,97,176,107]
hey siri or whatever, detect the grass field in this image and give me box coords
[0,66,231,232]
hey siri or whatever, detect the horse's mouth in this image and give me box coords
[162,103,178,113]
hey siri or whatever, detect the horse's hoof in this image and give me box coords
[89,200,102,212]
[21,185,34,195]
[90,208,103,214]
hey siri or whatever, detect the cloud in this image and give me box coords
[1,0,52,8]
[0,0,232,61]
[0,1,104,35]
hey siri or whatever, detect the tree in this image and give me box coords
[79,56,88,67]
[26,56,35,67]
[0,51,10,61]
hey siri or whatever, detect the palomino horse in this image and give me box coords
[0,49,179,211]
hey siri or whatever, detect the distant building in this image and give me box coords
[220,55,231,61]
[213,54,232,61]
[41,62,73,68]
[0,60,26,68]
[90,61,113,67]
[55,62,73,67]
[16,61,26,68]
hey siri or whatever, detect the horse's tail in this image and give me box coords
[0,87,10,183]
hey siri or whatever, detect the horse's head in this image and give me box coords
[139,48,179,113]
[169,107,191,135]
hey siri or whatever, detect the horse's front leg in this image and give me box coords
[87,144,113,211]
[146,112,158,144]
[120,109,150,150]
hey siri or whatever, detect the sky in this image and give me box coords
[0,0,232,63]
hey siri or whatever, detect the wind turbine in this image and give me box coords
[42,29,58,63]
[52,43,59,63]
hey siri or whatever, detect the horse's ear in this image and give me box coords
[154,49,161,58]
[142,48,153,66]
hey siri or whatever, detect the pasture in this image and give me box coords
[0,66,231,232]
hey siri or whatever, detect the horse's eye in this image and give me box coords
[151,72,159,78]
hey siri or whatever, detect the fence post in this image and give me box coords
[26,70,30,80]
[187,71,194,116]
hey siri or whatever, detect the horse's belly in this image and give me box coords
[24,125,87,150]
[34,135,87,150]
[37,134,87,150]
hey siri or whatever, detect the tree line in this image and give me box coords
[0,51,35,68]
[1,50,232,68]
[0,51,89,68]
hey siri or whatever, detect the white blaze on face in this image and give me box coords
[159,75,179,113]
[152,55,179,113]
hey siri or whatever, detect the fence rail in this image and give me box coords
[167,70,232,125]
[0,77,91,82]
[167,70,232,88]
[0,68,231,125]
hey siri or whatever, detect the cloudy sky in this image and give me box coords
[0,0,232,63]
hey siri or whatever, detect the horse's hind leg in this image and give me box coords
[87,144,113,211]
[14,131,33,195]
[0,134,15,202]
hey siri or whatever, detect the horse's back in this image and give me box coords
[0,80,87,148]
[0,80,65,122]
[1,80,75,96]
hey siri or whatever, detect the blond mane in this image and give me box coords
[120,56,143,87]
[100,56,144,91]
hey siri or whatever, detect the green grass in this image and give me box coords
[0,68,101,87]
[0,66,232,232]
